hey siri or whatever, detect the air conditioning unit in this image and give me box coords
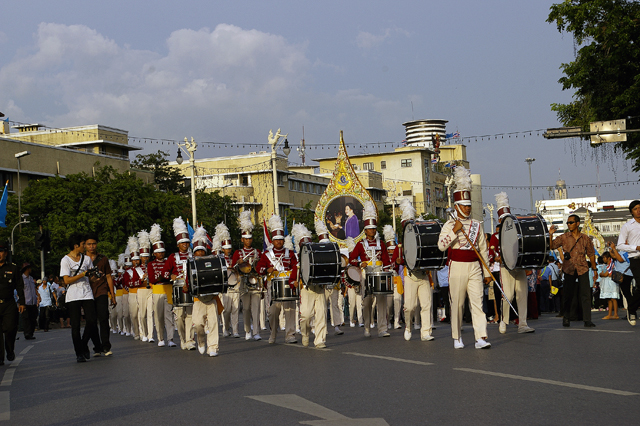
[249,151,257,155]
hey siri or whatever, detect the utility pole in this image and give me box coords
[525,158,535,212]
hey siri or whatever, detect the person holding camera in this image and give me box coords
[549,214,597,327]
[85,234,115,357]
[60,233,99,363]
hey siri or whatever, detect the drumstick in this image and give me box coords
[446,209,518,317]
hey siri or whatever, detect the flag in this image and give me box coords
[431,158,438,164]
[187,221,195,248]
[401,139,407,146]
[262,217,272,251]
[452,131,460,138]
[284,215,288,236]
[445,163,452,168]
[0,181,8,228]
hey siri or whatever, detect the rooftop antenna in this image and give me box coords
[411,101,414,120]
[297,125,306,165]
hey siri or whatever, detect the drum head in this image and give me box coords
[500,215,519,271]
[403,223,418,270]
[346,265,361,282]
[301,248,311,285]
[228,272,238,286]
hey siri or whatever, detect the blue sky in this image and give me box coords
[0,0,636,216]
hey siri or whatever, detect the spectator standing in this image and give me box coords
[36,279,56,332]
[615,200,640,326]
[599,252,619,320]
[21,263,38,340]
[538,261,553,313]
[607,241,636,325]
[0,242,25,365]
[437,265,450,323]
[85,234,115,357]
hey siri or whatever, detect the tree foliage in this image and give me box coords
[547,0,640,170]
[131,150,189,195]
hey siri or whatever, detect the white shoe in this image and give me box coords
[223,331,229,337]
[209,351,219,357]
[499,321,507,334]
[149,338,155,343]
[404,329,411,341]
[316,342,326,349]
[311,328,315,335]
[180,342,187,350]
[141,336,148,342]
[454,338,464,349]
[334,326,344,335]
[187,342,197,350]
[112,330,118,334]
[120,331,126,336]
[302,336,309,347]
[198,345,206,355]
[125,332,132,337]
[414,324,421,330]
[518,326,535,334]
[157,340,166,347]
[245,332,252,341]
[394,324,401,330]
[364,330,371,337]
[233,333,240,338]
[378,332,390,337]
[421,334,434,341]
[280,327,285,331]
[168,340,177,347]
[475,338,491,349]
[350,323,356,328]
[253,334,262,341]
[359,323,364,327]
[205,329,209,334]
[296,329,301,334]
[134,336,140,341]
[370,323,375,329]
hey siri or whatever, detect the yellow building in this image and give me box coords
[0,123,153,196]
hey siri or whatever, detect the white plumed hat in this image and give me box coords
[453,165,472,206]
[192,226,209,252]
[495,192,511,220]
[215,222,232,250]
[172,216,190,244]
[315,218,330,242]
[238,210,254,238]
[268,214,285,240]
[399,198,416,228]
[362,201,377,229]
[150,223,165,253]
[138,230,151,257]
[383,224,396,248]
[291,223,312,251]
[127,235,140,260]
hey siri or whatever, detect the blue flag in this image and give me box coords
[0,182,8,228]
[187,221,195,247]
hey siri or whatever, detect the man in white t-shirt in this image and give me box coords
[60,233,97,363]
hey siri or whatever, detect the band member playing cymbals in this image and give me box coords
[493,192,535,334]
[349,201,392,338]
[438,166,491,349]
[190,226,223,357]
[256,214,298,344]
[162,217,193,349]
[293,223,328,348]
[231,211,261,340]
[148,223,176,347]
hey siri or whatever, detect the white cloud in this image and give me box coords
[355,28,409,50]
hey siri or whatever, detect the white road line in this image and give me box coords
[247,394,349,420]
[343,352,433,366]
[554,328,633,334]
[0,391,9,420]
[19,345,33,355]
[454,368,639,396]
[288,343,332,351]
[0,370,14,388]
[8,357,23,369]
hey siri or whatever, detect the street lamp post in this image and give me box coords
[176,138,198,226]
[11,214,30,255]
[525,158,535,212]
[15,151,30,231]
[221,182,232,222]
[267,129,290,216]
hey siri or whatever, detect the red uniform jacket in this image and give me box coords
[256,247,297,286]
[123,267,142,289]
[349,237,391,268]
[148,258,171,284]
[162,252,190,280]
[390,246,402,273]
[488,232,500,265]
[231,247,262,268]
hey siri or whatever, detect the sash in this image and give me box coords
[266,248,289,272]
[461,221,481,250]
[364,238,381,262]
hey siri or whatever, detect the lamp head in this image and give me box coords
[282,138,291,156]
[176,149,183,165]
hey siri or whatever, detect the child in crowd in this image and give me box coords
[599,252,619,320]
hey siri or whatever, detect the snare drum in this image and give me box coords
[187,255,228,297]
[366,271,394,295]
[500,214,549,271]
[172,281,194,307]
[403,220,447,271]
[300,242,342,287]
[271,271,298,301]
[343,265,362,287]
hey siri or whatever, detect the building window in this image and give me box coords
[401,159,412,168]
[403,189,412,196]
[277,173,284,186]
[381,161,386,170]
[99,146,107,155]
[294,181,300,191]
[289,180,293,190]
[363,162,374,171]
[241,175,249,186]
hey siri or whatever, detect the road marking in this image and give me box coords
[247,394,389,425]
[454,368,639,396]
[554,329,633,334]
[9,357,23,368]
[288,343,332,351]
[19,345,34,355]
[0,370,14,388]
[343,352,433,366]
[0,392,9,420]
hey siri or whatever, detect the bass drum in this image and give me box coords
[271,272,299,301]
[500,214,549,271]
[187,255,228,297]
[403,220,446,271]
[172,283,194,307]
[300,242,342,287]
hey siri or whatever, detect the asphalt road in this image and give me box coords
[3,310,640,425]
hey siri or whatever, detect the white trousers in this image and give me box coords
[269,300,296,341]
[137,288,154,340]
[222,291,240,334]
[241,291,262,335]
[500,268,529,326]
[403,273,433,336]
[363,294,387,334]
[192,299,219,352]
[325,288,344,326]
[153,293,175,342]
[175,306,194,346]
[348,287,363,325]
[115,295,129,333]
[128,293,139,337]
[109,302,117,331]
[300,287,327,346]
[449,261,487,340]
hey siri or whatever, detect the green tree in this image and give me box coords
[195,191,240,246]
[283,201,316,240]
[131,150,189,195]
[547,0,640,169]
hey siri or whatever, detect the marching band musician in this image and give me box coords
[294,223,328,348]
[121,254,132,336]
[163,217,196,350]
[137,230,155,343]
[124,236,143,340]
[349,201,392,338]
[108,260,119,335]
[147,223,176,347]
[437,166,491,349]
[393,201,435,342]
[316,219,344,337]
[231,213,262,340]
[383,224,403,331]
[217,223,241,338]
[190,226,223,357]
[344,237,364,328]
[493,192,535,334]
[114,254,130,336]
[256,214,298,344]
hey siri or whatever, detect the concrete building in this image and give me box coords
[0,123,152,196]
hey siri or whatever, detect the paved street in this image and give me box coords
[2,310,639,425]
